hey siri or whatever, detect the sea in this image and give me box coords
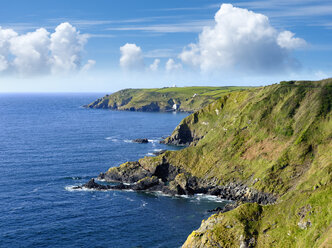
[0,93,226,248]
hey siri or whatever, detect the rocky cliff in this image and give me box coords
[85,79,332,247]
[175,79,332,248]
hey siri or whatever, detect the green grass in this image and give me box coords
[101,79,332,247]
[85,86,251,112]
[153,79,331,247]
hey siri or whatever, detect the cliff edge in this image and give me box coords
[87,79,332,247]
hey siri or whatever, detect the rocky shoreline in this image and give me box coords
[76,80,332,247]
[77,155,276,208]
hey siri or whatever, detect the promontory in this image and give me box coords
[84,79,332,247]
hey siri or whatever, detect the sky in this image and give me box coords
[0,0,331,92]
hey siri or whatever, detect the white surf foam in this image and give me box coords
[65,185,112,192]
[147,191,225,202]
[194,194,226,202]
[105,137,119,142]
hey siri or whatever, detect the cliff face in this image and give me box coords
[94,79,331,247]
[84,86,249,112]
[168,79,331,248]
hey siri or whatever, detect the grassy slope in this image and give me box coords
[167,79,332,247]
[101,79,331,247]
[85,86,251,112]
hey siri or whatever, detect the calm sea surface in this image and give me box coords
[0,94,225,248]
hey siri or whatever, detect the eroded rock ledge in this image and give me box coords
[79,157,276,206]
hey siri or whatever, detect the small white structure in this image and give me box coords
[172,84,177,87]
[193,93,197,97]
[172,104,178,110]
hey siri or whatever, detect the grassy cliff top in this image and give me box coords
[85,86,252,112]
[101,78,331,247]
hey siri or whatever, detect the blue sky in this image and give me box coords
[0,0,331,92]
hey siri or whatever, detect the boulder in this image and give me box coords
[132,176,160,190]
[82,178,111,190]
[101,161,152,183]
[132,138,149,143]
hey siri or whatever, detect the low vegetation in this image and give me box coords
[84,86,251,112]
[167,79,332,247]
[99,79,331,247]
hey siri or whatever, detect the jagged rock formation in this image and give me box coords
[94,156,277,203]
[132,138,149,143]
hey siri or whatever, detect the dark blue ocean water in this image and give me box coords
[0,94,225,248]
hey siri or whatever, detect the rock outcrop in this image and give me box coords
[82,156,277,205]
[132,138,149,143]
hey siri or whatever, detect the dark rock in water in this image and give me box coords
[82,178,111,190]
[112,183,130,190]
[73,178,131,191]
[98,172,106,180]
[132,138,149,143]
[89,158,276,207]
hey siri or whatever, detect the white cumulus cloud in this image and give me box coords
[10,28,50,74]
[81,59,96,72]
[166,58,182,72]
[0,27,17,72]
[120,43,144,70]
[0,55,8,71]
[179,4,306,72]
[0,22,90,76]
[149,59,160,71]
[50,22,88,74]
[277,31,307,49]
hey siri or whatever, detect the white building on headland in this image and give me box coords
[172,104,178,110]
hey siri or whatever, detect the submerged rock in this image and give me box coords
[73,178,131,191]
[72,178,111,190]
[132,138,149,143]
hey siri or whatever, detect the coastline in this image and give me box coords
[78,79,332,247]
